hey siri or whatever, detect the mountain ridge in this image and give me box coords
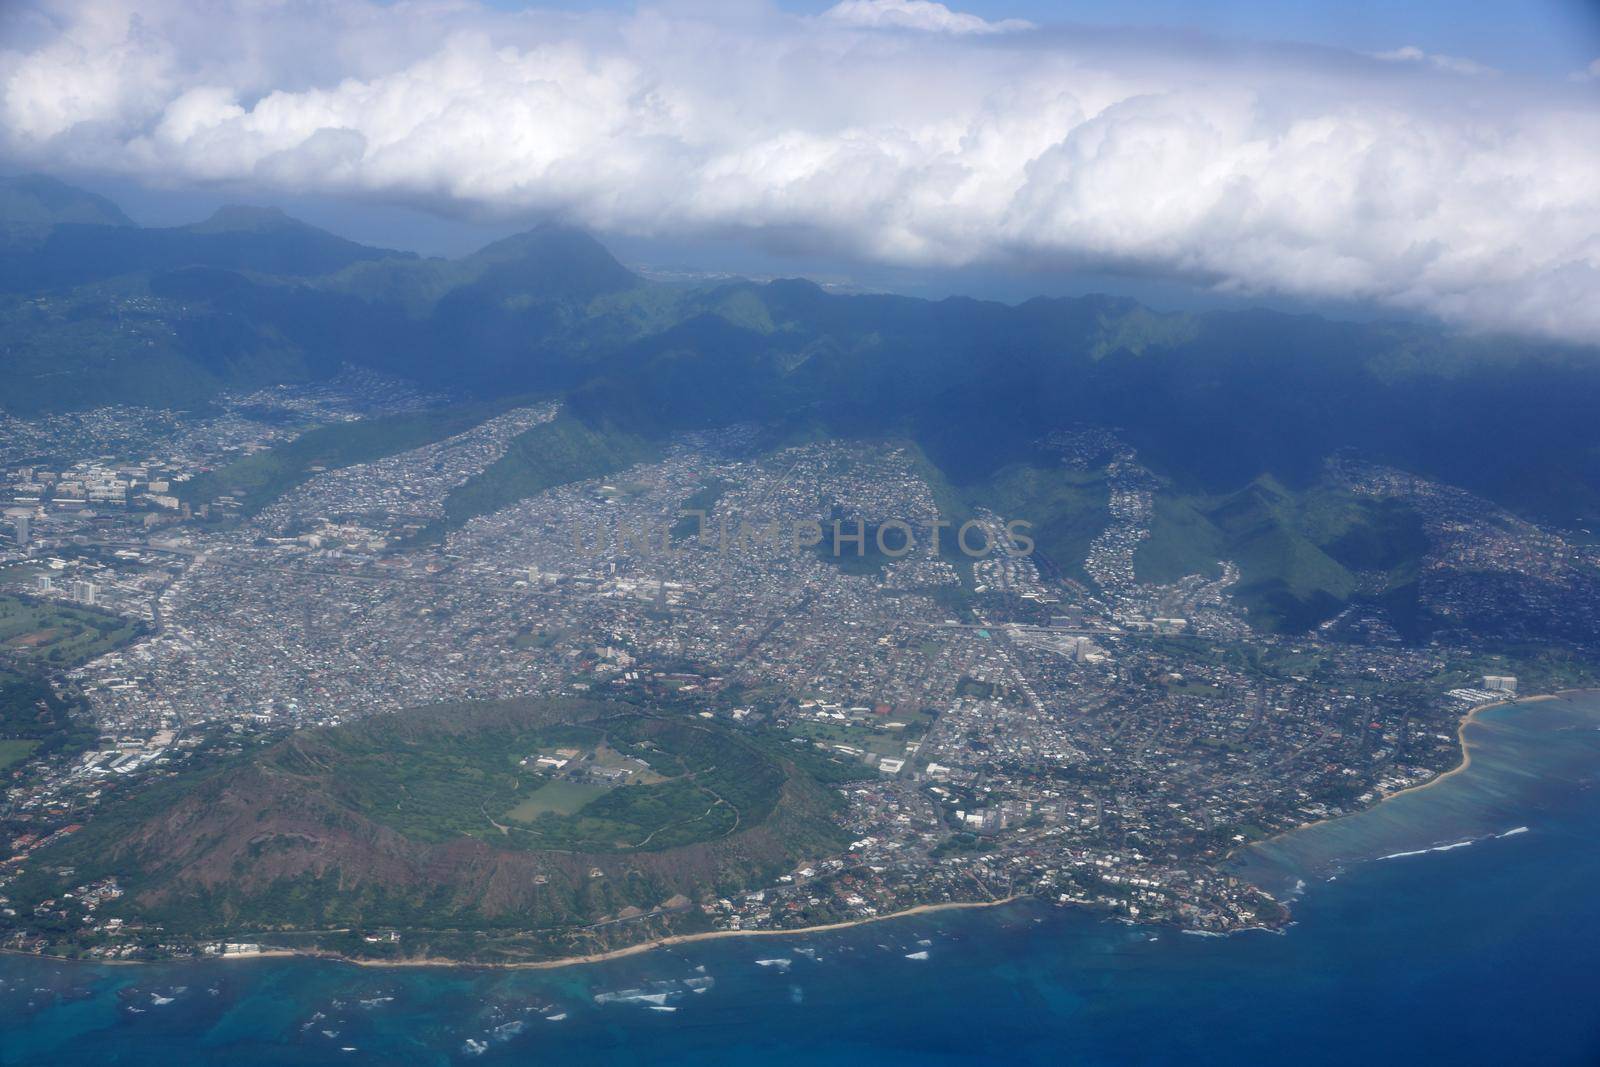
[6,177,1600,632]
[14,697,846,958]
[0,174,134,240]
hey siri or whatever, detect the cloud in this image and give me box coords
[821,0,1032,35]
[2,0,1599,345]
[1372,45,1497,77]
[1572,58,1600,82]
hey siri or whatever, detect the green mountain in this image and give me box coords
[1136,478,1429,633]
[11,697,846,960]
[6,178,1600,632]
[0,174,133,241]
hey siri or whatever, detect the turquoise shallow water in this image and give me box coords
[4,694,1600,1066]
[1232,693,1600,898]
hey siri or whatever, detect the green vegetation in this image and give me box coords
[0,174,132,240]
[786,707,937,760]
[671,477,735,541]
[181,399,521,514]
[326,225,640,311]
[431,412,658,536]
[9,179,1600,635]
[810,511,908,576]
[956,676,996,699]
[0,738,39,771]
[0,285,238,414]
[510,625,569,650]
[0,595,137,776]
[758,735,877,786]
[1135,479,1428,633]
[962,461,1110,582]
[0,595,145,668]
[0,673,96,772]
[284,710,786,853]
[8,698,847,947]
[503,778,610,821]
[1437,646,1600,695]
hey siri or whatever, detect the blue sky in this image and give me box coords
[479,0,1600,76]
[970,0,1599,74]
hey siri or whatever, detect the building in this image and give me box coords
[11,514,28,547]
[71,580,97,606]
[1483,675,1518,694]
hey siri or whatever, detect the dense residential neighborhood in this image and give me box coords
[4,375,1593,959]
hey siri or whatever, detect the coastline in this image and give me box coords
[1375,692,1556,805]
[1240,690,1564,854]
[15,689,1593,974]
[3,896,1024,973]
[338,896,1024,971]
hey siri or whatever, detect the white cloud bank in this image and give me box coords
[822,0,1032,34]
[3,0,1600,344]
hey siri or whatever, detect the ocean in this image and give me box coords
[4,693,1599,1066]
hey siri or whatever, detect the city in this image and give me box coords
[4,379,1592,960]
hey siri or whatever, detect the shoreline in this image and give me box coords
[13,689,1593,973]
[1235,694,1587,857]
[2,896,1025,973]
[337,896,1024,971]
[1240,689,1567,855]
[1376,692,1557,805]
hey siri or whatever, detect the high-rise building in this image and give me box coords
[71,580,97,606]
[12,514,28,547]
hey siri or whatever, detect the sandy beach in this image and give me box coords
[335,896,1024,971]
[25,689,1593,972]
[1235,690,1568,856]
[5,897,1026,972]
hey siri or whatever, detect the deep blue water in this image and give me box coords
[4,694,1600,1066]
